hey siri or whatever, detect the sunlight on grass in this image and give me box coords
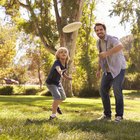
[0,90,139,140]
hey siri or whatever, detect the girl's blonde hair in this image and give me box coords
[55,47,70,64]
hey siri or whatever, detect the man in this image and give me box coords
[94,23,126,122]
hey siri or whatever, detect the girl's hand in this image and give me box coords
[63,73,72,80]
[67,77,72,80]
[61,69,67,73]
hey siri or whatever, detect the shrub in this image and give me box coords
[39,89,51,96]
[24,88,38,95]
[13,85,25,95]
[78,88,99,97]
[124,73,140,90]
[0,86,13,95]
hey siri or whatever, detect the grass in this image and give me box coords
[0,90,139,140]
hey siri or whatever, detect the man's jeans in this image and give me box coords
[100,69,125,117]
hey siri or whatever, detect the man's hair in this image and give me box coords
[94,23,106,31]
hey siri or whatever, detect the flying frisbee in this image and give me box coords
[62,22,82,33]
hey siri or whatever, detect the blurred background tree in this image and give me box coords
[1,0,139,97]
[0,0,85,96]
[110,0,140,89]
[0,23,18,83]
[73,0,99,97]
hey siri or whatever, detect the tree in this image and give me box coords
[0,0,84,96]
[0,23,17,82]
[110,0,140,72]
[27,44,54,89]
[74,0,98,96]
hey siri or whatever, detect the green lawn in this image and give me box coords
[0,90,140,140]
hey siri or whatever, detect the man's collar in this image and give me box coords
[99,34,108,41]
[104,34,108,41]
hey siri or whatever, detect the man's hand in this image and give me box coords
[96,70,101,78]
[99,44,123,59]
[99,52,108,59]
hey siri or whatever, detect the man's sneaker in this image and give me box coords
[57,107,62,114]
[115,116,123,122]
[97,115,111,121]
[49,116,57,120]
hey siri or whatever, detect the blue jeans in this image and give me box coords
[100,69,125,117]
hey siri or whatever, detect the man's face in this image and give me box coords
[95,25,106,39]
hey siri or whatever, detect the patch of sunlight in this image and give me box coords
[1,108,25,119]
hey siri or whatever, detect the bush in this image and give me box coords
[39,89,51,96]
[0,85,50,96]
[0,86,13,95]
[13,86,25,95]
[78,88,99,97]
[124,73,140,90]
[24,88,38,95]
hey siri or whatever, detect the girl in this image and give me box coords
[46,47,72,120]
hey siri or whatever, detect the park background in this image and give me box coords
[0,0,140,140]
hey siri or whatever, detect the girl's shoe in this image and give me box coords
[57,107,62,114]
[49,116,57,120]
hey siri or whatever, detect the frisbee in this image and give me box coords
[62,22,82,33]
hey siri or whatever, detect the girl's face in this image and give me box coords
[58,49,68,60]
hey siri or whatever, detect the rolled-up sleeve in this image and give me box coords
[111,37,122,47]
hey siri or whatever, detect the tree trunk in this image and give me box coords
[60,0,84,97]
[37,65,42,89]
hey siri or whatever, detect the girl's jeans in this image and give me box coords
[100,69,125,117]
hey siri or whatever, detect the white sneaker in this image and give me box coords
[97,115,111,121]
[115,116,123,122]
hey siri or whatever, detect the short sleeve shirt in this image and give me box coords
[46,60,67,85]
[97,34,126,78]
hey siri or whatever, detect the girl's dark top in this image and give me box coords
[46,60,67,86]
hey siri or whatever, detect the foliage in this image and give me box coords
[0,86,13,95]
[0,0,58,50]
[0,85,48,95]
[120,35,133,61]
[124,72,140,90]
[41,50,54,75]
[12,32,54,85]
[0,0,85,96]
[0,24,18,80]
[110,0,140,72]
[12,65,28,84]
[110,0,140,25]
[24,88,38,95]
[110,0,140,89]
[79,88,99,97]
[74,0,99,96]
[26,43,55,84]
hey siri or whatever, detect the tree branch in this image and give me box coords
[18,0,56,54]
[53,0,62,34]
[17,0,30,10]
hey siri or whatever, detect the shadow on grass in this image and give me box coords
[0,96,53,111]
[124,90,140,100]
[57,119,140,140]
[24,117,140,140]
[0,96,103,112]
[63,101,102,112]
[24,118,49,125]
[0,95,52,104]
